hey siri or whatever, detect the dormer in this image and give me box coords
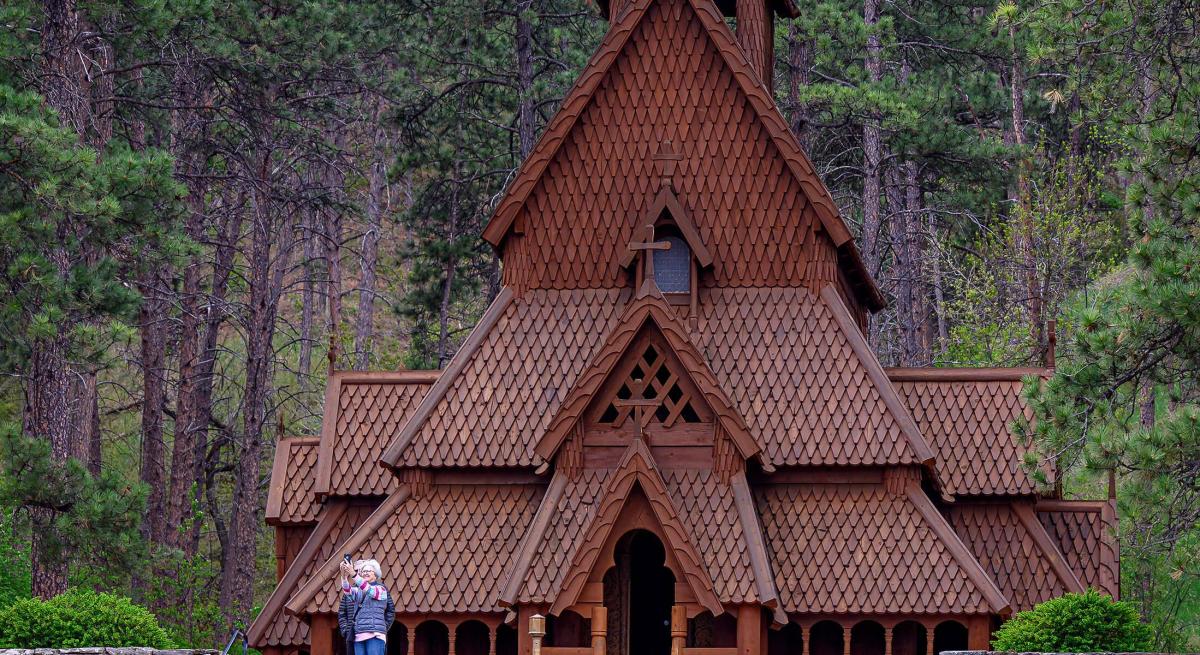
[596,0,799,90]
[620,144,713,314]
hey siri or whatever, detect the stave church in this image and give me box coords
[248,1,1120,655]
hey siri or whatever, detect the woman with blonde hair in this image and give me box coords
[337,557,392,655]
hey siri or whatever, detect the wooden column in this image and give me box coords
[671,606,687,655]
[311,614,337,655]
[841,625,851,655]
[966,617,990,650]
[519,607,537,655]
[449,622,459,655]
[800,624,810,655]
[737,605,763,655]
[592,606,609,655]
[408,621,418,655]
[923,621,933,655]
[884,626,893,655]
[489,622,498,655]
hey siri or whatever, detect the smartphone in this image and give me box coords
[344,554,352,564]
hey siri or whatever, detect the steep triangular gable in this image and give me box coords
[551,439,724,616]
[535,292,758,461]
[482,0,881,307]
[818,285,937,468]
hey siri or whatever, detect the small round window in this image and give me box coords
[653,236,690,293]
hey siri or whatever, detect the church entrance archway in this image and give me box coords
[603,530,676,655]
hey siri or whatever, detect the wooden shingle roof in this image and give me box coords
[318,371,435,496]
[757,480,1010,616]
[947,501,1084,612]
[890,368,1043,496]
[266,437,321,526]
[382,286,934,472]
[285,484,545,616]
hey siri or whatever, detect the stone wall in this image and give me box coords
[0,643,219,647]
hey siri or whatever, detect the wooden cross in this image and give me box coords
[627,223,671,292]
[612,397,659,437]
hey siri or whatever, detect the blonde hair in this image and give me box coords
[356,558,383,580]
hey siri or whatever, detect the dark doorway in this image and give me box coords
[932,622,968,654]
[604,530,676,655]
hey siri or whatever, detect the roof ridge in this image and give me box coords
[887,366,1049,382]
[283,488,415,617]
[819,286,937,468]
[904,483,1012,614]
[535,291,758,461]
[248,501,348,645]
[379,287,514,468]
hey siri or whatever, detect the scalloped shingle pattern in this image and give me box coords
[756,484,990,615]
[665,470,756,603]
[393,286,922,469]
[263,502,378,646]
[303,485,544,615]
[696,287,917,466]
[272,439,321,525]
[948,503,1064,611]
[401,289,628,467]
[518,470,611,604]
[332,380,431,495]
[502,0,834,293]
[1039,507,1118,596]
[893,379,1035,496]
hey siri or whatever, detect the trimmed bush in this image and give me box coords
[991,589,1153,652]
[0,588,172,648]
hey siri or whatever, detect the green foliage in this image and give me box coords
[0,83,184,365]
[0,425,148,578]
[0,588,172,648]
[991,590,1152,652]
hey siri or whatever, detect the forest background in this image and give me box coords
[0,0,1196,650]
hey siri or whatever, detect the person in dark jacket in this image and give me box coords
[338,558,393,655]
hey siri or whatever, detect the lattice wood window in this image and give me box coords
[596,338,706,429]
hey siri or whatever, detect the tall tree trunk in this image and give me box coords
[785,22,814,151]
[28,0,88,600]
[325,141,345,373]
[139,264,169,545]
[861,0,885,345]
[298,201,317,384]
[354,122,388,370]
[220,142,292,630]
[1006,16,1043,354]
[515,0,536,160]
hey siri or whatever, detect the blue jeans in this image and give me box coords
[354,637,386,655]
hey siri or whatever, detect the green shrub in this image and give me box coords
[992,589,1153,652]
[0,588,172,648]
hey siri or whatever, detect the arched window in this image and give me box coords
[653,236,690,293]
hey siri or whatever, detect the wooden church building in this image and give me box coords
[249,1,1120,655]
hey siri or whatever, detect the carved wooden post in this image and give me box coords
[449,622,459,655]
[530,614,547,655]
[884,626,893,655]
[489,622,498,655]
[592,607,609,655]
[671,605,687,655]
[924,622,934,655]
[800,624,810,655]
[841,625,851,655]
[408,621,418,655]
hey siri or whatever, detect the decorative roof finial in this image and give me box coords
[626,223,671,298]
